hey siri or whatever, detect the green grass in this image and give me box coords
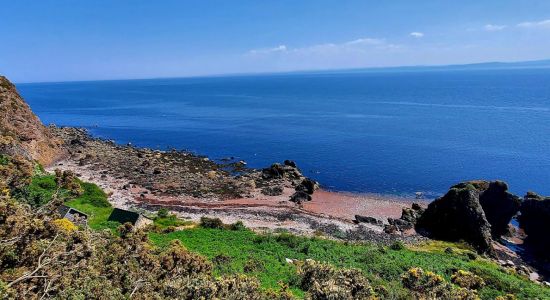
[154,214,193,228]
[65,182,117,231]
[149,228,550,299]
[18,175,60,206]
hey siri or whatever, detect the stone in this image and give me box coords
[416,185,493,253]
[290,191,312,204]
[295,178,319,195]
[284,160,297,168]
[518,192,550,258]
[452,180,521,237]
[261,186,284,196]
[354,215,383,226]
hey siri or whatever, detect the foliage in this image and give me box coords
[52,218,77,233]
[451,270,485,290]
[157,207,169,218]
[199,216,224,229]
[150,229,549,299]
[298,260,377,300]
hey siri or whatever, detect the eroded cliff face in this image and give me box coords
[0,76,64,166]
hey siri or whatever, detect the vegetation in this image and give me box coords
[1,154,549,299]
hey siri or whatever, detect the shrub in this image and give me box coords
[451,270,485,290]
[157,208,169,218]
[229,220,246,231]
[199,217,224,229]
[298,260,376,300]
[52,218,78,233]
[390,241,405,250]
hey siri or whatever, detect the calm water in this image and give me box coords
[18,69,550,197]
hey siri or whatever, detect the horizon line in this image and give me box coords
[12,57,550,85]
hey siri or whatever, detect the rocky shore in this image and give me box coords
[48,126,422,244]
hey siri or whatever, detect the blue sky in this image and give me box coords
[1,0,550,82]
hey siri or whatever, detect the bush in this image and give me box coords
[451,270,485,290]
[390,241,405,250]
[199,217,224,229]
[298,260,376,299]
[229,220,246,231]
[157,208,169,218]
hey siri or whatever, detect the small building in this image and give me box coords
[57,205,88,227]
[107,208,153,230]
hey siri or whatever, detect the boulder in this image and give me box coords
[262,163,302,180]
[295,178,319,195]
[452,180,521,237]
[518,192,550,257]
[416,185,493,253]
[290,191,312,204]
[261,185,284,196]
[354,215,383,226]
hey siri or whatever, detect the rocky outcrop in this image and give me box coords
[260,160,319,204]
[384,203,425,234]
[416,185,494,253]
[0,76,63,166]
[518,192,550,257]
[452,180,521,237]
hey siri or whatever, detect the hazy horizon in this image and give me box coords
[2,1,550,83]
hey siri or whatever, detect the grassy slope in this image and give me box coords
[149,228,550,299]
[24,172,550,299]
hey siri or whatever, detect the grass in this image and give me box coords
[19,171,550,299]
[65,182,117,231]
[154,214,193,228]
[149,228,550,299]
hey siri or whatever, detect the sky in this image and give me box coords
[1,0,550,83]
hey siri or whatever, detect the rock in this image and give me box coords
[411,202,422,210]
[285,258,294,264]
[451,180,521,237]
[290,191,312,204]
[295,178,319,195]
[543,281,550,287]
[529,272,540,282]
[262,162,303,180]
[261,186,284,196]
[383,224,398,234]
[518,192,550,258]
[354,215,383,226]
[388,218,414,231]
[284,160,297,168]
[416,185,494,253]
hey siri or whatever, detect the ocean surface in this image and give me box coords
[18,68,550,198]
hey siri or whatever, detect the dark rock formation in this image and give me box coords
[290,191,312,204]
[261,186,284,196]
[518,192,550,257]
[295,178,319,195]
[416,185,493,253]
[354,215,383,226]
[452,180,521,237]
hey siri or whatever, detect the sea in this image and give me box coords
[18,68,550,198]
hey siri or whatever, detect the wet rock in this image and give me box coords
[416,185,493,253]
[290,191,312,204]
[518,192,550,258]
[453,180,521,237]
[261,186,284,196]
[354,215,383,226]
[262,162,303,180]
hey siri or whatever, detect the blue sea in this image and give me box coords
[18,68,550,198]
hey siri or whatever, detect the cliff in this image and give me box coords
[0,76,63,166]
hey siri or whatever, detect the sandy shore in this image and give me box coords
[48,157,424,240]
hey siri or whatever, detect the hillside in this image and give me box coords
[0,75,549,299]
[0,76,63,166]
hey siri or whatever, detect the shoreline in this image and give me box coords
[46,125,427,241]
